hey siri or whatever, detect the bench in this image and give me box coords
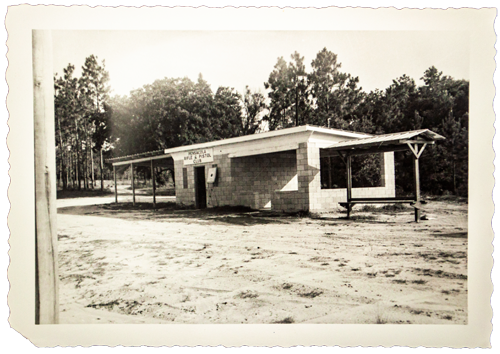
[339,197,425,222]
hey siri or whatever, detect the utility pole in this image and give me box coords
[33,29,59,324]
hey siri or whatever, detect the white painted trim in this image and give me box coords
[307,126,372,138]
[164,126,306,156]
[112,125,370,165]
[228,143,299,158]
[112,154,173,166]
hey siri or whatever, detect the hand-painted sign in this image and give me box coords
[182,148,214,165]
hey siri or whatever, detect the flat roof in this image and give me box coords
[322,129,445,152]
[108,125,372,164]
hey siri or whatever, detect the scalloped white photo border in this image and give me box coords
[3,3,496,348]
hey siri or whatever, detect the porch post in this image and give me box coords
[131,163,136,206]
[151,159,156,209]
[113,165,117,203]
[413,144,421,222]
[346,154,353,219]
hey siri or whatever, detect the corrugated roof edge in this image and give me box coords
[108,125,372,163]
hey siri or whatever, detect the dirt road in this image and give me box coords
[57,199,467,324]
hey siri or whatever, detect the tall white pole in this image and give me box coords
[33,30,59,324]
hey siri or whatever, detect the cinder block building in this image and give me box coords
[110,125,397,212]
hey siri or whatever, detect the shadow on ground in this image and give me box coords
[57,189,115,199]
[57,202,300,226]
[57,187,175,199]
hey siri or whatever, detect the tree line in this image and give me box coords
[54,55,111,191]
[109,75,265,157]
[262,49,468,196]
[54,48,468,196]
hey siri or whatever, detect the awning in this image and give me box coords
[322,129,445,156]
[320,128,445,222]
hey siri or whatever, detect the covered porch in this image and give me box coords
[108,150,175,209]
[321,129,445,222]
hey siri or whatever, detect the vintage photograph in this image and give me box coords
[6,5,495,348]
[51,29,468,325]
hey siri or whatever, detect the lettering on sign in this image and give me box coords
[182,148,214,165]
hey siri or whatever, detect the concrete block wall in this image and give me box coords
[272,144,396,212]
[272,142,317,212]
[174,159,196,207]
[206,153,232,207]
[310,151,396,211]
[175,150,298,209]
[174,144,396,212]
[220,150,297,209]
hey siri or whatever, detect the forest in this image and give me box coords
[54,48,468,196]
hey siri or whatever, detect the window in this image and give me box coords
[183,168,188,189]
[320,153,384,189]
[320,155,346,189]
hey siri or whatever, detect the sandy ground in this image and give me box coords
[57,197,467,324]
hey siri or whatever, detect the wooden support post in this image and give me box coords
[346,154,353,219]
[413,144,421,223]
[33,30,58,324]
[417,143,427,159]
[151,159,156,210]
[100,148,104,192]
[113,165,117,203]
[336,151,346,166]
[131,163,135,205]
[327,156,332,189]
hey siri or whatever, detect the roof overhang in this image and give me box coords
[321,129,445,156]
[107,125,372,165]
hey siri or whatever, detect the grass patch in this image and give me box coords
[410,309,424,315]
[359,205,379,212]
[414,268,467,280]
[237,290,259,299]
[298,289,323,298]
[86,300,120,310]
[375,314,387,324]
[438,251,467,259]
[273,316,294,324]
[358,203,409,213]
[381,203,409,211]
[419,251,466,264]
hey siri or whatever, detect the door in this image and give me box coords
[195,166,207,209]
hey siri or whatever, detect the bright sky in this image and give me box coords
[52,30,470,97]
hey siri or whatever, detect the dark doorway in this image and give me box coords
[195,166,207,209]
